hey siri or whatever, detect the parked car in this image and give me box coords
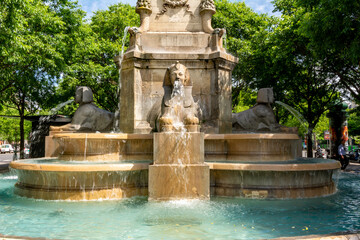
[1,144,14,154]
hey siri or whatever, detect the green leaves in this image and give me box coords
[0,0,86,156]
[285,0,360,101]
[213,0,343,153]
[55,3,139,112]
[0,108,31,144]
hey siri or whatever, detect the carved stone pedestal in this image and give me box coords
[149,132,209,200]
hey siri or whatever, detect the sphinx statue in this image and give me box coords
[232,88,281,132]
[158,62,199,132]
[50,86,114,132]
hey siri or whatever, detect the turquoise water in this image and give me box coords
[0,171,359,239]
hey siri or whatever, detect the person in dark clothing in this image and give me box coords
[338,139,349,170]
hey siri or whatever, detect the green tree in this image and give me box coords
[57,3,139,113]
[232,88,257,113]
[213,0,274,108]
[348,109,360,139]
[290,0,360,102]
[269,0,342,156]
[0,108,31,145]
[0,0,85,158]
[213,0,341,156]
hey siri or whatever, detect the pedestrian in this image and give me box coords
[338,139,349,170]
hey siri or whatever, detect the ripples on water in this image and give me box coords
[0,171,359,239]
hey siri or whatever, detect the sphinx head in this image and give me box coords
[164,61,191,87]
[256,88,274,104]
[75,86,93,104]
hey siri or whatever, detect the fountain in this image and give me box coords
[10,0,340,203]
[3,0,358,239]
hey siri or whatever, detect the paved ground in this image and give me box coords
[344,161,360,174]
[0,153,13,161]
[0,153,13,172]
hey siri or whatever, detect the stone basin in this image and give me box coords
[46,132,302,162]
[10,132,340,200]
[10,159,149,200]
[208,159,340,199]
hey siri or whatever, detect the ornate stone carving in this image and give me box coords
[199,0,216,33]
[199,0,215,13]
[156,0,193,19]
[135,0,152,32]
[50,87,114,132]
[136,0,151,10]
[159,62,199,132]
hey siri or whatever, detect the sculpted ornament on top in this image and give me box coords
[156,0,193,19]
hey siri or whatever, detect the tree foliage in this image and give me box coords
[0,108,31,144]
[213,0,341,156]
[57,3,139,113]
[0,0,85,158]
[348,109,360,138]
[288,0,360,102]
[212,0,274,107]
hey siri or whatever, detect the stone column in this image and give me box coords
[149,132,209,200]
[215,58,236,133]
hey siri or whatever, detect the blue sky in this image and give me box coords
[77,0,277,18]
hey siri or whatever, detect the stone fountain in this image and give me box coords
[10,0,340,201]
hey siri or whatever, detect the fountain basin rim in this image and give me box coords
[51,133,299,140]
[206,160,340,171]
[52,133,153,139]
[10,158,340,172]
[204,133,299,140]
[10,160,149,172]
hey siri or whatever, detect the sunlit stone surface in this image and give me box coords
[149,132,209,200]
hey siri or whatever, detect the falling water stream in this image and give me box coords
[222,29,227,50]
[28,99,74,158]
[275,101,309,133]
[113,26,130,132]
[170,80,186,131]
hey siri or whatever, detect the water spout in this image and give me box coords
[275,101,308,133]
[170,81,186,132]
[113,26,131,132]
[50,99,74,115]
[29,99,74,158]
[222,29,227,50]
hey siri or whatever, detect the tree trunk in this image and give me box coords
[19,96,25,159]
[307,128,313,158]
[19,116,25,159]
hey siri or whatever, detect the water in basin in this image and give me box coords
[0,171,359,239]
